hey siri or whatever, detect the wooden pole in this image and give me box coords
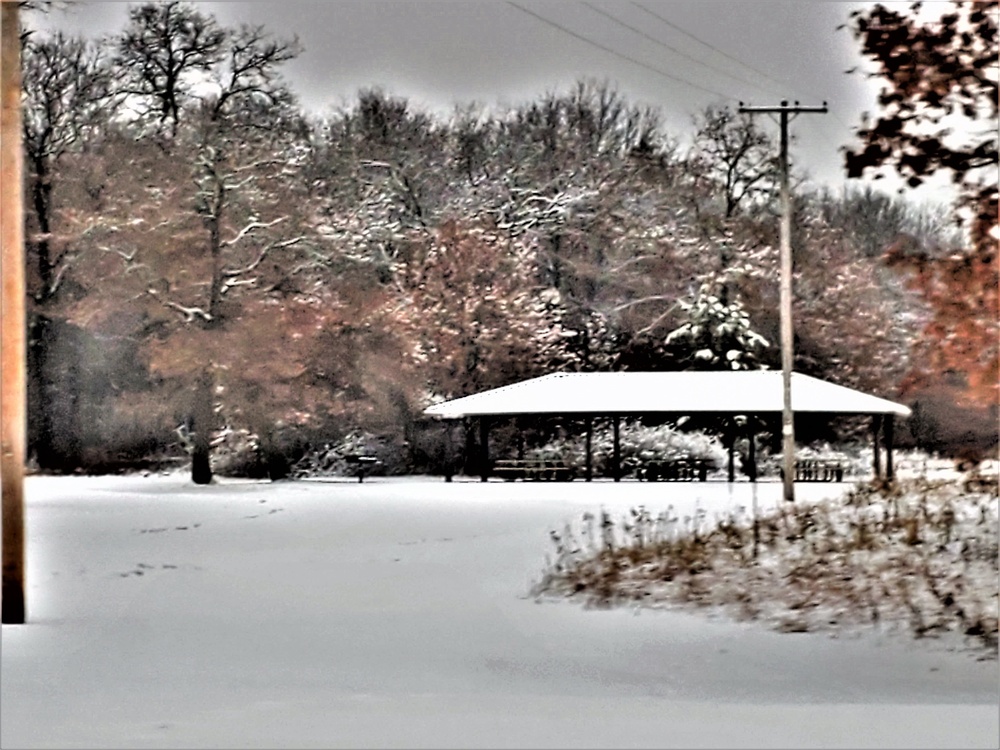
[884,414,894,482]
[479,416,490,482]
[747,419,757,483]
[443,420,453,482]
[612,416,620,482]
[726,418,736,483]
[2,1,27,624]
[777,105,795,502]
[872,414,883,480]
[739,100,826,502]
[515,416,524,460]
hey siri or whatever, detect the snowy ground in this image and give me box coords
[2,474,998,749]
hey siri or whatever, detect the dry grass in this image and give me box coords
[532,476,999,658]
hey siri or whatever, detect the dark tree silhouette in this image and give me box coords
[844,1,998,410]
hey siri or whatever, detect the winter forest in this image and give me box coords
[19,1,999,484]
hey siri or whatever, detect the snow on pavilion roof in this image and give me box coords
[423,371,912,419]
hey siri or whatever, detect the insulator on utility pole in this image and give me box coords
[738,100,828,504]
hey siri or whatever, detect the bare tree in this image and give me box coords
[104,5,310,483]
[22,32,115,303]
[114,1,225,138]
[21,32,117,469]
[691,104,779,219]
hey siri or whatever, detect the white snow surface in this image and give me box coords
[2,474,997,749]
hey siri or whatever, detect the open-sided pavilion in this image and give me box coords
[423,371,911,482]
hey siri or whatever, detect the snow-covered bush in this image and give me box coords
[290,430,406,478]
[527,421,728,477]
[664,285,770,371]
[208,426,261,477]
[533,476,999,657]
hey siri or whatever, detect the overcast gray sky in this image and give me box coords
[28,1,959,203]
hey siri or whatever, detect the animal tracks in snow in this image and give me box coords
[116,562,196,578]
[136,523,202,534]
[242,508,285,519]
[135,505,285,531]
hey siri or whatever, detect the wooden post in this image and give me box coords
[612,416,621,482]
[885,414,894,482]
[2,1,26,624]
[739,100,826,503]
[872,414,883,480]
[747,419,757,483]
[778,105,795,502]
[462,417,476,475]
[584,416,593,482]
[443,420,453,482]
[479,416,490,482]
[726,418,736,483]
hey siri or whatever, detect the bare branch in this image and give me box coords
[97,244,137,262]
[222,216,285,247]
[221,235,304,277]
[147,288,213,323]
[636,308,681,336]
[604,254,659,275]
[610,295,677,313]
[46,257,73,297]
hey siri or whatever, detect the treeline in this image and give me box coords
[21,2,981,481]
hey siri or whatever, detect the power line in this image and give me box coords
[628,1,859,144]
[631,1,801,99]
[505,1,731,100]
[581,1,781,98]
[506,1,855,184]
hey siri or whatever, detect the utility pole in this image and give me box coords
[1,1,26,623]
[738,100,827,504]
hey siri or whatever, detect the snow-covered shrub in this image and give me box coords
[527,421,728,478]
[210,426,310,480]
[290,430,407,478]
[533,476,999,657]
[207,426,261,478]
[664,284,770,371]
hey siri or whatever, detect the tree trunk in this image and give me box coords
[30,159,54,299]
[26,315,55,469]
[190,371,214,484]
[462,418,476,476]
[256,425,289,481]
[209,213,223,319]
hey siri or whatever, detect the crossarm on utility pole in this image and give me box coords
[738,100,827,504]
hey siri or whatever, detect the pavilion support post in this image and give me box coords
[479,416,491,482]
[612,416,621,482]
[443,420,453,482]
[871,414,883,480]
[885,414,895,482]
[747,419,757,483]
[516,416,524,460]
[726,418,736,483]
[463,418,476,476]
[584,416,593,482]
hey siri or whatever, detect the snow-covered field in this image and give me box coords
[2,474,998,749]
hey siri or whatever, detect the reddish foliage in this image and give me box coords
[885,228,999,408]
[846,1,999,409]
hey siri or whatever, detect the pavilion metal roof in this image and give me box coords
[423,371,911,419]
